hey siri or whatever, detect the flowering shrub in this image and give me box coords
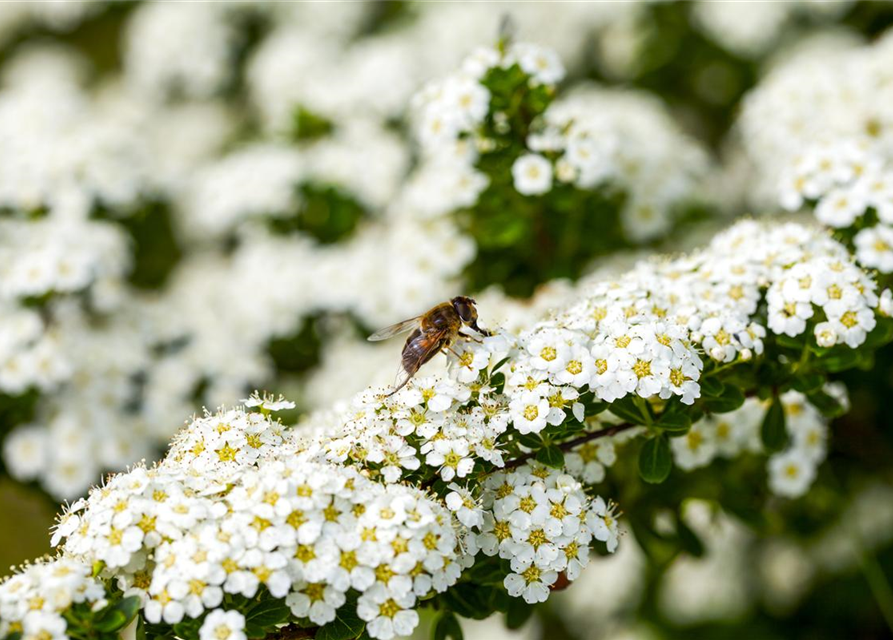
[5,4,893,640]
[410,41,710,294]
[3,215,892,640]
[0,23,712,502]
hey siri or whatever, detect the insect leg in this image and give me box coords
[443,346,463,358]
[386,371,416,397]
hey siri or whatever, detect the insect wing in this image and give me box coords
[401,328,448,373]
[367,316,422,342]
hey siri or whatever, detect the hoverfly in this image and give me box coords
[368,296,491,396]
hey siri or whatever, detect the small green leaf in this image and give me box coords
[317,595,365,640]
[489,372,506,394]
[535,444,565,469]
[94,596,141,633]
[516,432,542,449]
[863,318,893,349]
[245,596,290,630]
[638,435,672,484]
[703,385,745,414]
[173,618,202,640]
[775,334,804,350]
[656,411,691,433]
[806,389,847,418]
[441,585,497,620]
[675,518,704,558]
[816,347,861,373]
[432,612,463,640]
[790,373,824,394]
[699,376,724,397]
[505,596,535,630]
[760,397,788,453]
[608,397,647,425]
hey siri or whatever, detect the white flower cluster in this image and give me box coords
[737,28,893,271]
[52,405,470,640]
[0,557,107,640]
[479,466,619,604]
[45,384,620,640]
[692,0,851,59]
[767,251,877,348]
[246,4,629,134]
[671,390,838,498]
[0,2,103,48]
[0,219,129,305]
[411,44,710,242]
[532,87,710,241]
[413,42,565,153]
[179,121,408,240]
[0,49,151,219]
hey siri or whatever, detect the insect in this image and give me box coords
[368,296,491,396]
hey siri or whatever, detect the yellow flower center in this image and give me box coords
[633,359,652,379]
[521,565,542,584]
[840,311,858,328]
[379,599,401,619]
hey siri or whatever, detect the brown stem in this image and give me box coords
[504,422,637,470]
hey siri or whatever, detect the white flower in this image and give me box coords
[243,392,296,412]
[509,391,553,435]
[356,584,419,640]
[512,154,553,196]
[425,439,474,481]
[768,450,817,498]
[504,560,557,604]
[854,225,893,273]
[815,186,868,229]
[671,421,717,471]
[2,425,48,481]
[445,484,484,529]
[515,44,565,85]
[285,582,346,626]
[199,610,246,640]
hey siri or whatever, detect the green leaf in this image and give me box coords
[432,612,463,640]
[94,596,141,633]
[790,373,824,394]
[806,389,847,418]
[535,444,565,469]
[516,432,542,450]
[760,397,788,453]
[608,397,647,425]
[816,347,861,373]
[863,318,893,349]
[638,435,672,484]
[293,106,334,141]
[699,376,724,397]
[775,334,804,350]
[173,618,202,640]
[703,385,745,414]
[675,518,705,558]
[317,595,365,640]
[245,596,291,630]
[656,411,691,433]
[505,597,535,630]
[489,372,506,394]
[440,585,496,620]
